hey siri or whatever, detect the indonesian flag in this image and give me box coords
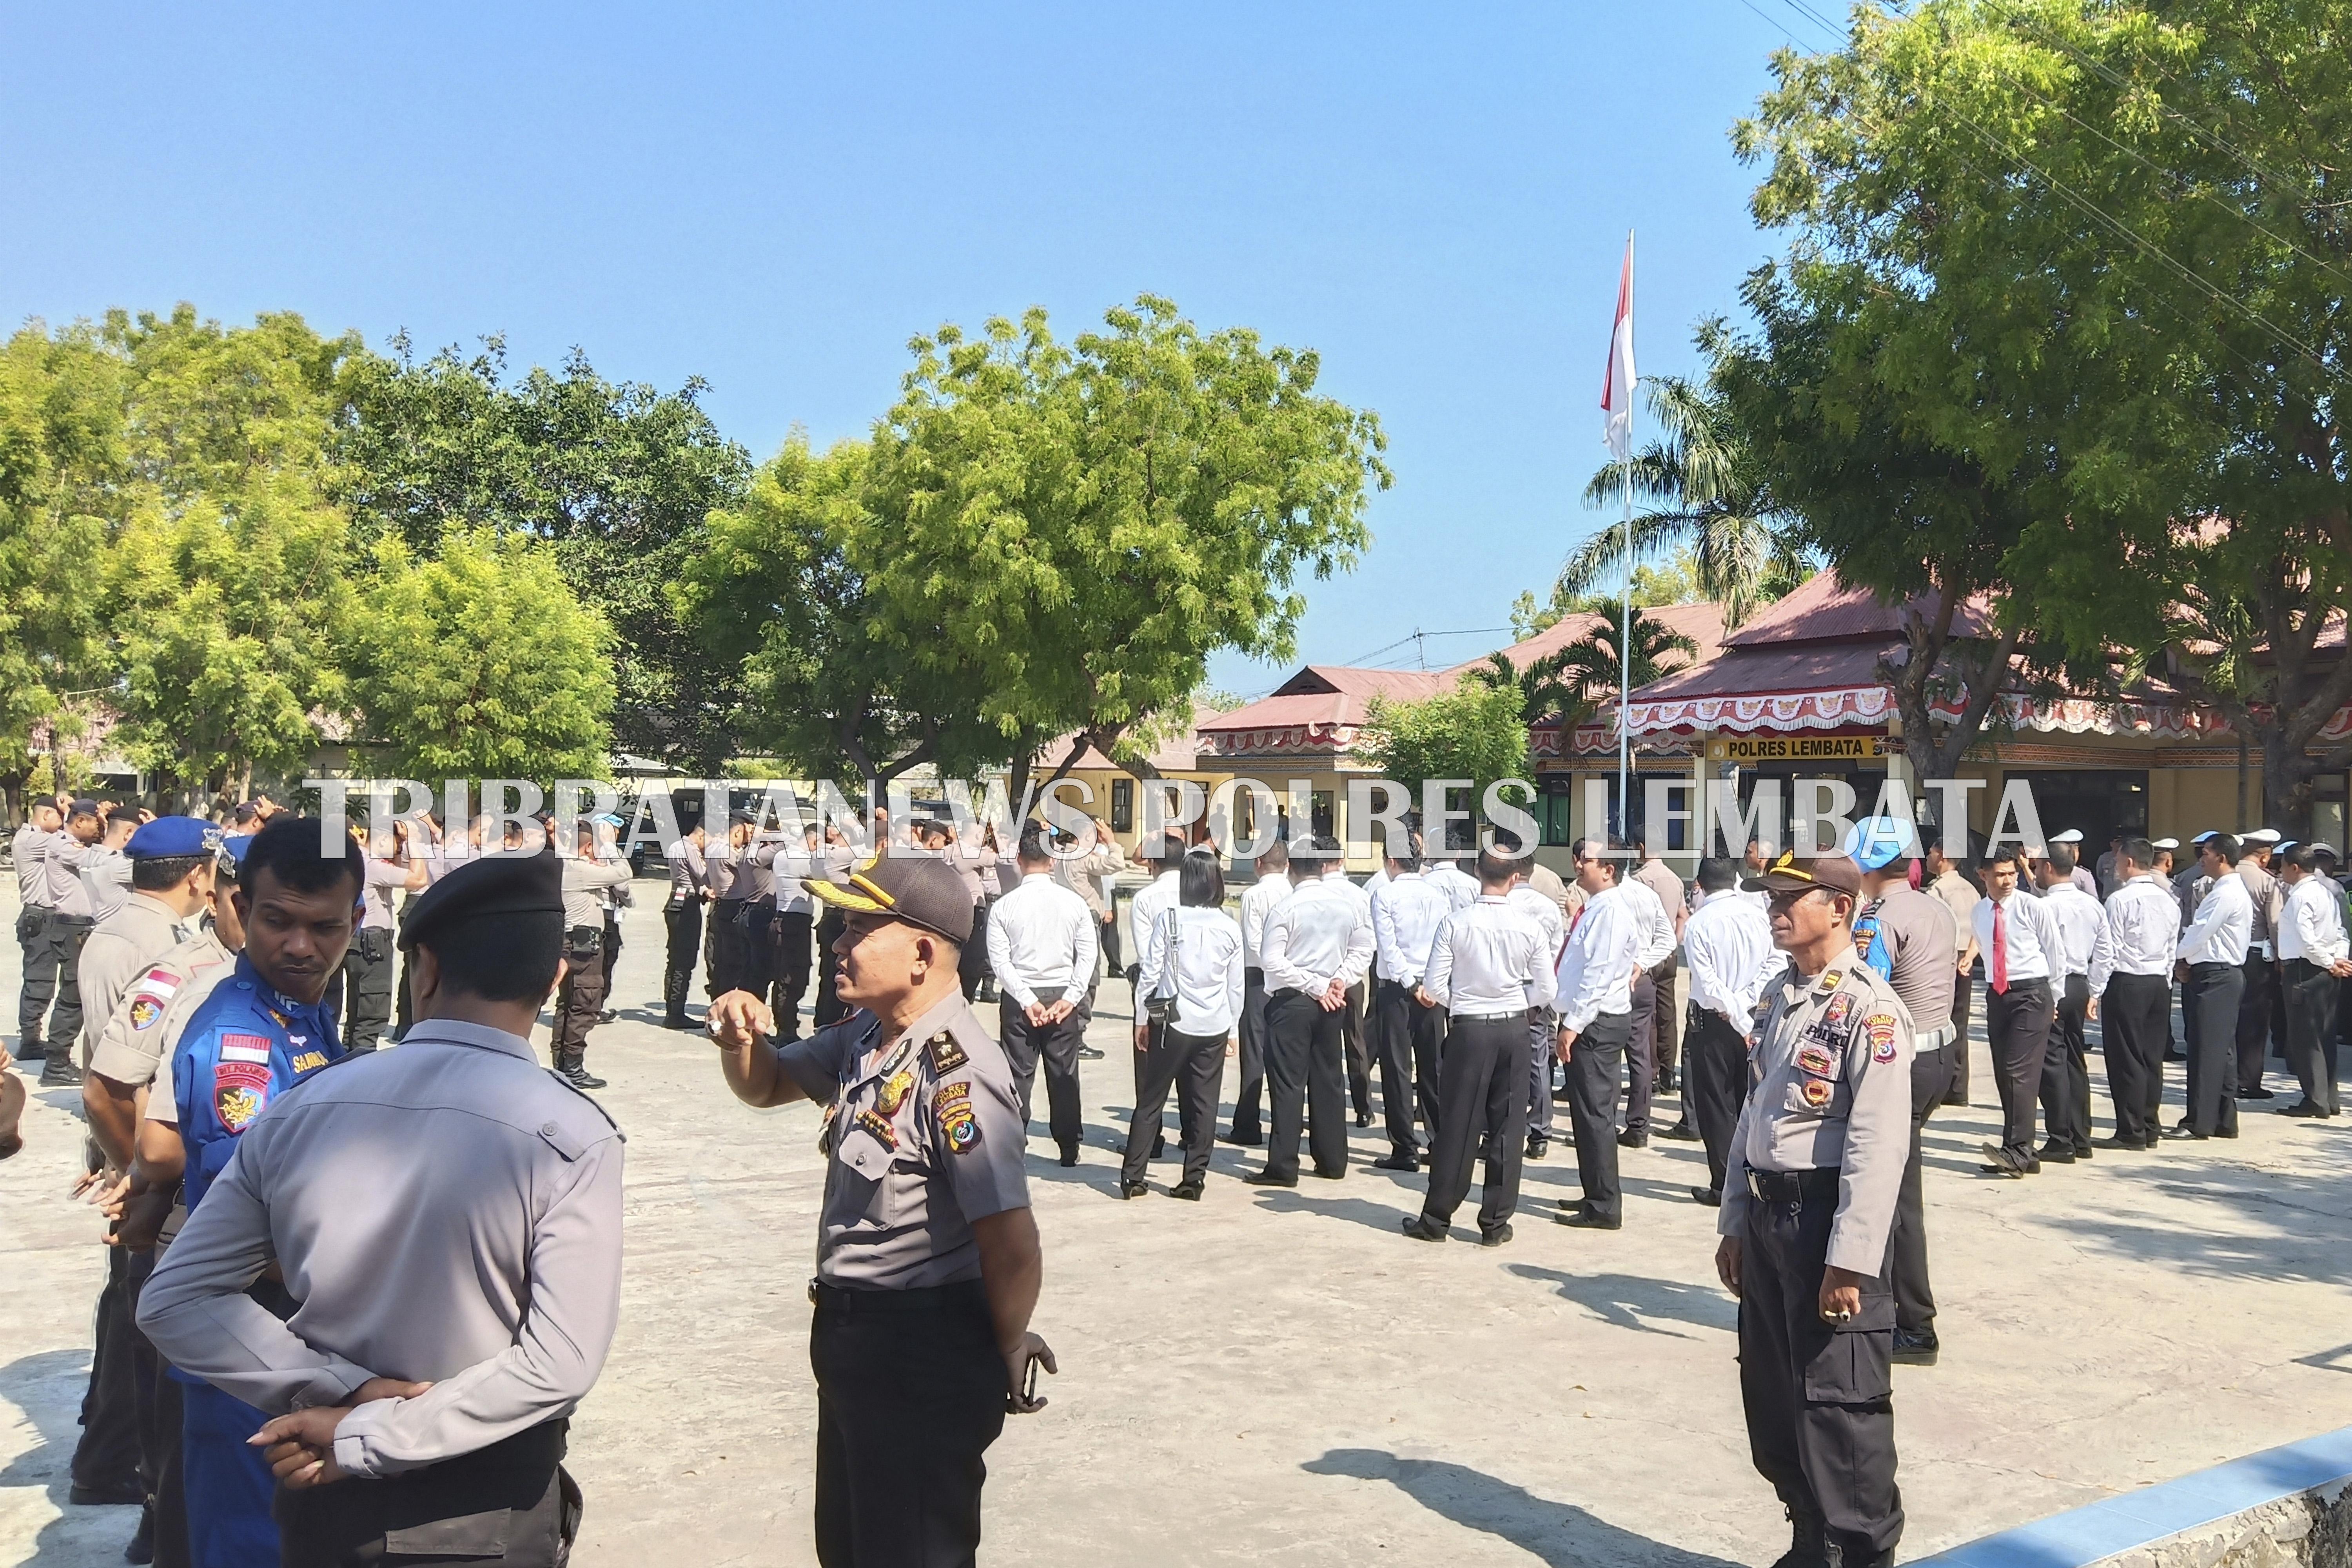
[1601,233,1636,461]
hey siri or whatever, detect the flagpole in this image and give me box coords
[1615,230,1633,844]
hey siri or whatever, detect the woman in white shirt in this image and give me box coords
[1122,853,1246,1199]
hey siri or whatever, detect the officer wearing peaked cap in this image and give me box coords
[706,849,1053,1568]
[140,840,626,1568]
[1717,851,1913,1568]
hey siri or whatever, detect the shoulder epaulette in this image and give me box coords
[544,1069,624,1136]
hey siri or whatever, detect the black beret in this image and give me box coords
[398,848,565,953]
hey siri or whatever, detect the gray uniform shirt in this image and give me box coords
[560,855,632,929]
[137,1020,626,1479]
[1855,887,1957,1040]
[91,926,236,1093]
[77,893,191,1063]
[668,841,706,900]
[83,845,134,921]
[2238,859,2285,956]
[44,831,100,920]
[775,992,1029,1290]
[14,823,53,907]
[1719,943,1914,1274]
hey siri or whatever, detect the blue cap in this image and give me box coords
[1838,815,1917,872]
[219,834,253,868]
[124,815,221,859]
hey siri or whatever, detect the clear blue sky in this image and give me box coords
[2,0,1807,697]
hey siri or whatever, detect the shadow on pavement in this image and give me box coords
[0,1345,136,1565]
[1505,1265,1735,1339]
[1302,1448,1744,1566]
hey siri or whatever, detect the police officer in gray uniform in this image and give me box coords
[706,853,1053,1568]
[138,846,626,1568]
[1716,851,1912,1568]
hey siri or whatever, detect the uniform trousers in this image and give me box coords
[1524,1005,1557,1145]
[341,929,394,1055]
[601,909,622,993]
[739,905,777,1005]
[2283,957,2341,1115]
[958,898,992,1000]
[2037,973,2092,1152]
[706,898,746,998]
[2099,973,2171,1145]
[180,1377,277,1568]
[1341,980,1371,1120]
[551,927,606,1069]
[276,1420,576,1568]
[999,992,1087,1157]
[774,909,814,1035]
[1229,967,1268,1141]
[1419,1014,1525,1234]
[1263,989,1348,1181]
[2235,953,2279,1094]
[1372,979,1437,1158]
[1946,964,1975,1102]
[1687,1005,1751,1196]
[1984,977,2054,1160]
[810,1280,1003,1568]
[1123,1025,1223,1187]
[1622,971,1659,1136]
[1738,1170,1904,1563]
[1564,1010,1630,1221]
[127,1247,188,1568]
[2182,961,2243,1136]
[392,893,423,1038]
[71,1242,142,1494]
[813,906,849,1027]
[44,911,93,1056]
[1891,1035,1956,1335]
[15,902,58,1051]
[663,894,703,1023]
[1650,957,1681,1092]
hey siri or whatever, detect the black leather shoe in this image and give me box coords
[1400,1214,1448,1242]
[38,1060,82,1087]
[2238,1086,2276,1100]
[2279,1100,2330,1118]
[1219,1129,1264,1147]
[1311,1164,1347,1180]
[2163,1125,2209,1140]
[1243,1169,1297,1188]
[1616,1128,1647,1149]
[559,1067,608,1090]
[1170,1181,1203,1200]
[1354,1111,1374,1128]
[1691,1185,1721,1207]
[1891,1327,1941,1366]
[2073,1143,2094,1159]
[1558,1209,1622,1230]
[1978,1143,2034,1176]
[1524,1136,1547,1161]
[2092,1134,2147,1149]
[1118,1180,1149,1200]
[2036,1142,2077,1165]
[69,1481,144,1506]
[597,1008,617,1024]
[1077,1045,1105,1060]
[1941,1090,1968,1107]
[125,1501,155,1563]
[1656,1121,1701,1142]
[1769,1499,1830,1568]
[662,1015,695,1031]
[1058,1147,1079,1168]
[11,1042,42,1061]
[1371,1152,1419,1172]
[1480,1223,1514,1247]
[1656,1072,1678,1094]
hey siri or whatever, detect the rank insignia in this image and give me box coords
[855,1109,898,1151]
[935,1081,971,1108]
[266,1008,292,1028]
[1824,993,1853,1029]
[1867,1013,1900,1063]
[213,1062,272,1132]
[817,1114,837,1156]
[875,1070,916,1116]
[1800,1077,1834,1108]
[927,1031,968,1075]
[940,1101,980,1154]
[1817,969,1843,992]
[1795,1044,1837,1078]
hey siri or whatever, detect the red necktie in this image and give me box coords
[1991,900,2009,995]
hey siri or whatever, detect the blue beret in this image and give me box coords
[220,834,253,868]
[125,815,221,859]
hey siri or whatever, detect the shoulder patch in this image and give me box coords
[939,1098,980,1153]
[218,1033,274,1064]
[1866,1013,1899,1063]
[544,1069,626,1138]
[927,1031,969,1075]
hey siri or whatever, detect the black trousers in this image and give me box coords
[2236,953,2279,1094]
[45,911,93,1056]
[999,994,1087,1156]
[2100,973,2171,1145]
[708,898,746,998]
[71,1243,141,1493]
[1947,964,1975,1101]
[551,928,606,1067]
[392,893,422,1038]
[277,1421,575,1568]
[1687,1006,1750,1196]
[811,1281,1003,1568]
[1564,1010,1630,1221]
[1341,980,1370,1118]
[1739,1175,1903,1563]
[2183,961,2243,1135]
[814,906,849,1027]
[2284,957,2341,1114]
[341,929,394,1055]
[1263,989,1347,1181]
[128,1247,187,1568]
[15,903,58,1050]
[2038,973,2091,1151]
[1420,1015,1525,1233]
[774,910,814,1034]
[958,898,993,1000]
[663,895,704,1022]
[1373,979,1437,1157]
[1525,1006,1556,1143]
[1891,1036,1956,1334]
[1650,957,1681,1089]
[1124,1026,1224,1186]
[1984,978,2053,1159]
[740,906,777,1002]
[1230,968,1267,1139]
[1623,970,1659,1135]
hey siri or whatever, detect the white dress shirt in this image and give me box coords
[1504,883,1566,973]
[2040,883,2105,979]
[1423,895,1546,1015]
[1239,871,1292,971]
[1260,871,1374,997]
[2178,871,2254,966]
[1682,887,1778,1024]
[1624,875,1677,971]
[2088,875,2183,996]
[985,873,1099,1010]
[2281,875,2351,967]
[1370,873,1451,989]
[1135,905,1246,1036]
[1553,880,1646,1033]
[1971,890,2065,984]
[1125,869,1182,972]
[1422,861,1478,911]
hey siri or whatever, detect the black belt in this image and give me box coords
[1746,1167,1840,1203]
[2187,960,2236,976]
[810,1278,989,1314]
[1452,1008,1530,1024]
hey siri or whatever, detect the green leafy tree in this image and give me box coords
[1358,681,1532,828]
[336,336,754,769]
[346,528,616,782]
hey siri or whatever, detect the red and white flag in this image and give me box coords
[1600,233,1636,461]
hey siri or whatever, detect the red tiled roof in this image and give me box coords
[1720,570,1996,649]
[1448,601,1729,676]
[1198,666,1458,737]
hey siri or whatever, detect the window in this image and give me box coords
[1110,777,1134,833]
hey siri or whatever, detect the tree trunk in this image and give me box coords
[1875,582,2019,789]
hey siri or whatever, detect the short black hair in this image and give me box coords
[1149,831,1188,865]
[2121,837,2155,869]
[1389,849,1422,873]
[2285,844,2324,873]
[1695,857,1739,893]
[232,802,261,826]
[1475,847,1519,887]
[423,911,565,1002]
[1018,824,1053,864]
[131,854,207,891]
[1256,839,1289,870]
[242,816,364,902]
[2047,845,2077,876]
[1178,853,1225,909]
[2204,833,2241,866]
[1981,845,2031,872]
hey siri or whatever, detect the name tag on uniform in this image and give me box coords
[218,1033,273,1065]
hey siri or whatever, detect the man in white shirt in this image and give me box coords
[2034,847,2107,1163]
[1679,857,1776,1207]
[2086,837,2181,1148]
[1401,848,1546,1245]
[1504,857,1566,1161]
[1249,838,1374,1187]
[2276,844,2352,1118]
[1616,855,1679,1150]
[987,827,1102,1167]
[1123,833,1187,1156]
[1973,846,2067,1176]
[2172,833,2254,1139]
[1368,847,1450,1172]
[1552,839,1646,1229]
[1224,840,1292,1147]
[1423,855,1477,912]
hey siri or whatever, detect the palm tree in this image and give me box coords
[1468,646,1596,729]
[1552,599,1701,702]
[1560,359,1810,630]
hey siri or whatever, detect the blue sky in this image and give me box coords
[2,1,1805,697]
